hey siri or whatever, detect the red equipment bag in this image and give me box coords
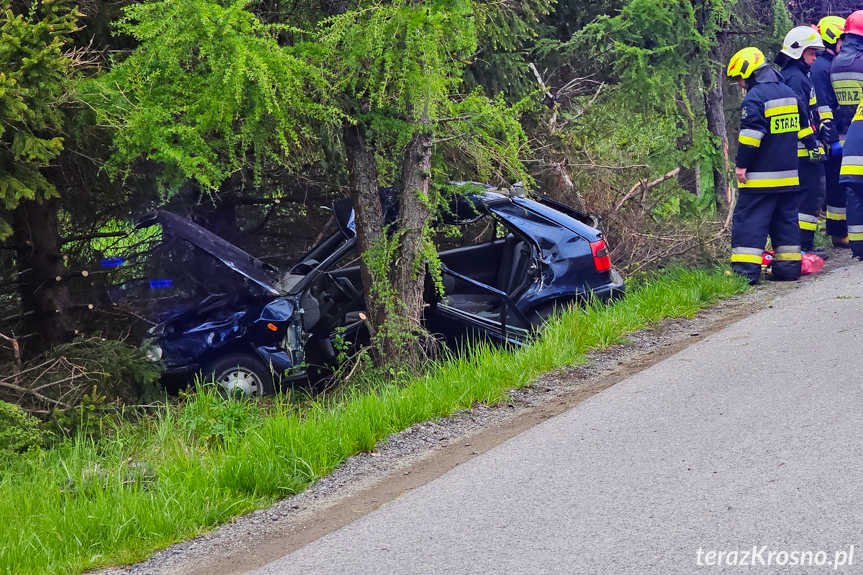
[801,252,825,275]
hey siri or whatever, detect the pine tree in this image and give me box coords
[1,0,82,354]
[0,0,79,237]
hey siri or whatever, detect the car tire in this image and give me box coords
[205,353,275,398]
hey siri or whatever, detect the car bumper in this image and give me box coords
[591,269,625,302]
[160,363,199,378]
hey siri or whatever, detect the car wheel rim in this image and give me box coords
[217,368,260,398]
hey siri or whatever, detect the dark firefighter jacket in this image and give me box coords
[781,58,823,159]
[811,50,838,138]
[830,34,863,137]
[839,102,863,184]
[736,66,806,193]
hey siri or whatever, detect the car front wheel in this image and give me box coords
[205,353,275,398]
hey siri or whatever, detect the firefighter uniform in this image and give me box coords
[829,34,863,140]
[731,64,805,284]
[839,102,863,258]
[812,41,845,236]
[781,58,826,251]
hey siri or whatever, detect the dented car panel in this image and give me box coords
[436,191,624,326]
[141,189,624,392]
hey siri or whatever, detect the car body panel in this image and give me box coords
[150,210,281,296]
[138,189,624,391]
[439,191,624,320]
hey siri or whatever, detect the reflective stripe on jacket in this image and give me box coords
[812,51,837,129]
[840,103,863,184]
[830,34,863,136]
[781,59,821,160]
[735,67,803,193]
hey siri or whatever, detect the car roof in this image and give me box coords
[458,188,601,241]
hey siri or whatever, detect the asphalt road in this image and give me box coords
[253,265,863,575]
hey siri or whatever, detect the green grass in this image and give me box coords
[0,267,747,575]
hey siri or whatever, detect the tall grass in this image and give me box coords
[0,267,746,575]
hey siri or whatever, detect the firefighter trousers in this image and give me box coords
[797,160,825,251]
[844,182,863,258]
[825,154,847,237]
[731,190,802,284]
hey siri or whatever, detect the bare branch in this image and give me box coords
[0,379,71,409]
[614,167,682,211]
[62,231,130,244]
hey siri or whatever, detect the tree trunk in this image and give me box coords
[538,161,586,211]
[676,77,699,196]
[381,127,433,364]
[704,43,731,217]
[12,198,79,357]
[343,123,388,361]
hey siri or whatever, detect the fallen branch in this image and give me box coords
[528,62,553,103]
[0,379,71,410]
[614,167,682,211]
[569,163,648,170]
[723,187,737,230]
[626,239,698,276]
[0,333,22,388]
[528,62,559,131]
[1,311,34,323]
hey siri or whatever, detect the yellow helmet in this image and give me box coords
[818,15,846,44]
[727,47,767,80]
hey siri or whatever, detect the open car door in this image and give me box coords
[424,266,532,348]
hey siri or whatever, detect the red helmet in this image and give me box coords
[846,10,863,36]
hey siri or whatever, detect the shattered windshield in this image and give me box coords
[104,217,275,325]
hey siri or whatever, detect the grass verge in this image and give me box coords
[0,267,746,575]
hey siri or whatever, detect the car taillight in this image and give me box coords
[590,239,611,272]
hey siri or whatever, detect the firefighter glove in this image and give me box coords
[808,145,824,163]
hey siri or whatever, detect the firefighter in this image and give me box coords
[839,100,863,259]
[777,26,827,257]
[727,47,806,284]
[812,15,847,246]
[830,11,863,247]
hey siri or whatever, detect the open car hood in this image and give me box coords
[139,211,281,296]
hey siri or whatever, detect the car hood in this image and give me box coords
[141,211,281,296]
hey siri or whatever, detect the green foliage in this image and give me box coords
[769,0,793,43]
[179,384,260,445]
[319,0,477,120]
[316,0,529,181]
[560,0,731,112]
[0,0,79,237]
[361,231,419,352]
[38,338,163,439]
[91,0,343,192]
[48,385,115,440]
[0,401,43,453]
[51,337,163,405]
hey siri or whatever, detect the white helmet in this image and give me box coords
[781,26,825,60]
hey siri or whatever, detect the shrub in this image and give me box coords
[0,401,43,453]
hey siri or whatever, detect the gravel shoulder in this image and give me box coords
[93,249,854,575]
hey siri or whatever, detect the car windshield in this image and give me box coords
[105,223,272,325]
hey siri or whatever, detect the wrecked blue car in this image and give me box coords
[133,188,624,396]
